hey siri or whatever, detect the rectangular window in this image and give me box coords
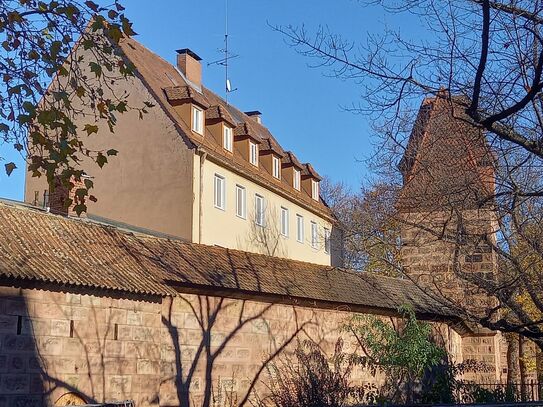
[324,228,331,254]
[249,142,258,166]
[293,169,301,190]
[192,105,204,134]
[280,207,289,237]
[214,174,225,210]
[311,180,319,201]
[272,156,281,179]
[235,185,246,219]
[311,221,318,248]
[296,214,304,243]
[255,194,265,226]
[223,125,233,152]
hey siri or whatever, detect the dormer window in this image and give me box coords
[293,169,301,191]
[223,125,233,152]
[272,156,281,179]
[311,179,319,201]
[249,141,258,166]
[192,105,204,135]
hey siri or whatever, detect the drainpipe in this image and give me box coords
[198,149,207,244]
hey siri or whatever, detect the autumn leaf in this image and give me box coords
[4,162,17,176]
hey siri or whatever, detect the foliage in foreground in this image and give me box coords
[1,0,153,214]
[259,338,365,407]
[345,305,446,404]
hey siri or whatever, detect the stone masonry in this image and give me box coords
[0,285,468,407]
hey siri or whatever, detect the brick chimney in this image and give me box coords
[245,110,262,124]
[176,48,202,88]
[48,176,86,216]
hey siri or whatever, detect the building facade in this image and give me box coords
[24,40,340,266]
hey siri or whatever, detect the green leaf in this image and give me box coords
[83,124,98,135]
[84,1,99,12]
[74,203,87,216]
[96,153,107,168]
[84,178,94,189]
[89,62,102,78]
[4,162,16,176]
[106,149,118,156]
[121,16,137,36]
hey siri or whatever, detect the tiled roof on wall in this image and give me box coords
[0,200,454,319]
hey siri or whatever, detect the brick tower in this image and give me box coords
[398,92,503,381]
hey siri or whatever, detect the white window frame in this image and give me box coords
[214,174,225,210]
[235,184,246,219]
[249,141,258,166]
[192,105,204,135]
[296,214,304,243]
[311,221,318,249]
[311,179,319,201]
[255,194,265,226]
[324,227,331,254]
[280,207,289,237]
[293,169,301,191]
[223,125,233,152]
[272,156,281,179]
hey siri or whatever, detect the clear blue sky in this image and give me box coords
[0,1,423,201]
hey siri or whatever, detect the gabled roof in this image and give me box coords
[163,85,210,108]
[302,163,322,181]
[260,137,285,157]
[118,37,332,220]
[234,122,261,142]
[397,93,495,212]
[282,151,304,169]
[0,200,455,318]
[206,105,235,126]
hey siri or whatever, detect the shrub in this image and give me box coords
[261,338,364,407]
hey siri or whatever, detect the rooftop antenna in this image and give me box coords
[207,0,238,103]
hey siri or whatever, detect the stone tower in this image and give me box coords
[398,92,503,382]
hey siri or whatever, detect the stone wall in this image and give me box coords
[0,284,467,407]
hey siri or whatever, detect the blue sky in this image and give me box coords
[0,1,423,201]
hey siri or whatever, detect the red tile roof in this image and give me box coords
[118,37,333,221]
[0,200,455,318]
[398,94,495,212]
[206,105,236,126]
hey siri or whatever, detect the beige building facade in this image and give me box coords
[24,39,339,266]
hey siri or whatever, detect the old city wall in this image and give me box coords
[0,285,466,407]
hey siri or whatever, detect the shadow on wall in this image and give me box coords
[0,283,347,407]
[0,288,90,406]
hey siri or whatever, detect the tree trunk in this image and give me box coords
[507,334,520,383]
[519,336,529,401]
[506,333,520,399]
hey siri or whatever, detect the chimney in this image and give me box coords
[176,48,202,88]
[48,175,87,216]
[245,111,262,124]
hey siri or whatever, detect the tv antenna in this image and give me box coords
[207,0,238,103]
